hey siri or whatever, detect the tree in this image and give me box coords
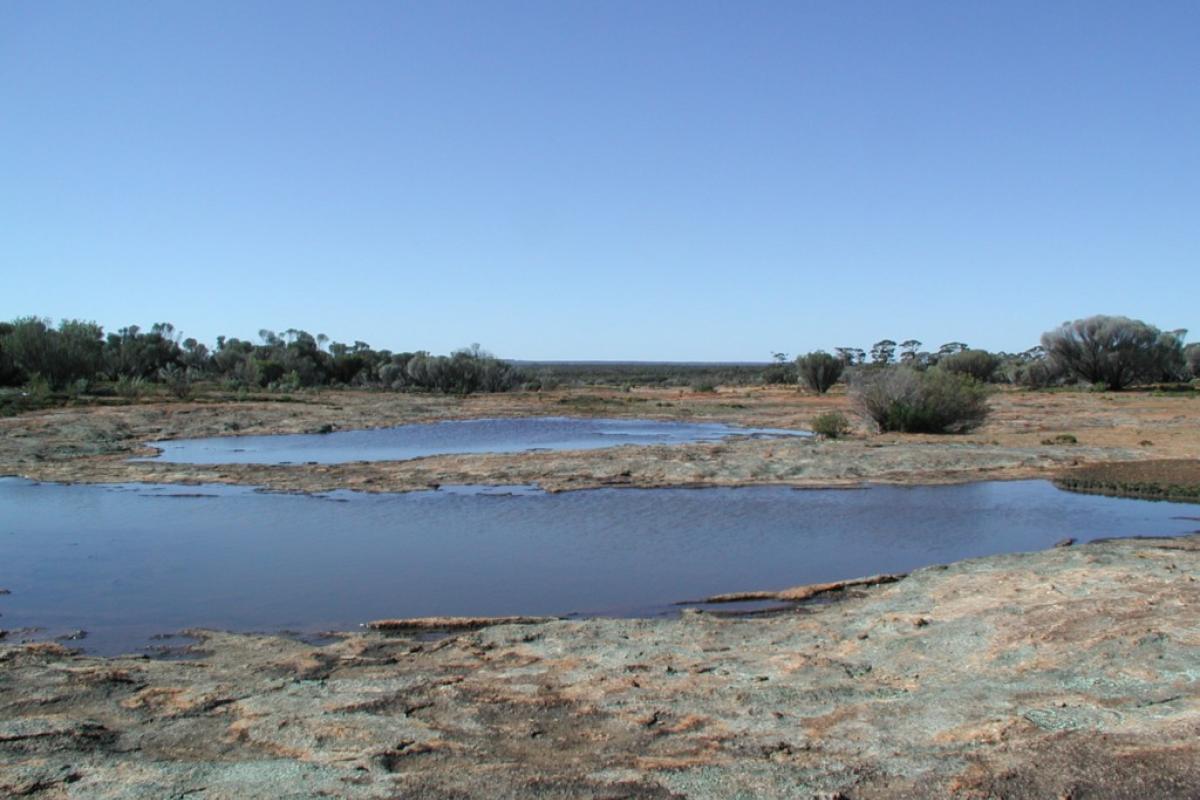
[835,347,865,366]
[0,322,21,386]
[795,351,844,394]
[1185,343,1200,379]
[870,340,896,366]
[938,342,969,356]
[1041,315,1184,390]
[899,340,922,363]
[4,317,103,388]
[762,351,796,385]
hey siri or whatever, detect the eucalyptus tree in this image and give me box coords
[870,340,897,366]
[1041,315,1185,390]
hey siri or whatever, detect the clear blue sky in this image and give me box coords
[2,2,1197,360]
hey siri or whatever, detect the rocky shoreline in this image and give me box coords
[4,534,1200,798]
[4,387,1200,796]
[3,386,1193,495]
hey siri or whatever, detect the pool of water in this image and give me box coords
[1,477,1195,655]
[140,416,807,465]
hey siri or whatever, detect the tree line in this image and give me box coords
[0,318,521,396]
[0,313,1194,403]
[786,315,1196,395]
[786,315,1196,435]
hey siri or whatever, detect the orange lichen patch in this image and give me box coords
[933,716,1036,746]
[633,745,728,772]
[120,686,198,715]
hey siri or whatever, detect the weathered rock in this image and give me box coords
[3,535,1199,798]
[366,615,556,631]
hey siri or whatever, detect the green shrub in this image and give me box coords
[1041,433,1078,445]
[115,375,148,399]
[852,366,990,433]
[811,411,850,438]
[157,364,193,399]
[795,351,844,394]
[690,380,717,393]
[938,349,1000,383]
[1186,343,1200,379]
[1007,357,1062,389]
[761,363,796,385]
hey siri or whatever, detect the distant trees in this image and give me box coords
[3,317,104,388]
[835,347,865,366]
[0,317,524,396]
[403,346,521,395]
[870,339,897,366]
[761,352,797,385]
[795,351,844,394]
[1041,315,1186,390]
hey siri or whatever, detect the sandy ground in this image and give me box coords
[2,385,1198,493]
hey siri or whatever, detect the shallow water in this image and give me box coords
[141,416,806,464]
[1,478,1195,655]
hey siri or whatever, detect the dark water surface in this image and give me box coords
[0,478,1195,655]
[142,416,806,464]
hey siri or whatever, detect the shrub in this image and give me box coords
[690,380,717,393]
[1041,315,1184,390]
[795,351,844,394]
[1186,343,1200,379]
[761,362,796,385]
[1006,357,1062,389]
[115,375,148,399]
[851,366,990,433]
[158,364,194,399]
[938,349,1000,383]
[1041,433,1078,445]
[810,411,850,438]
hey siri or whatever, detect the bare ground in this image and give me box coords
[2,385,1197,493]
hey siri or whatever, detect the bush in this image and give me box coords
[115,375,148,399]
[810,411,850,438]
[938,349,1000,383]
[158,364,194,399]
[851,366,990,433]
[1007,357,1063,389]
[690,379,717,393]
[1041,315,1184,390]
[1186,343,1200,379]
[795,351,844,394]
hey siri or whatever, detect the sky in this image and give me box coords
[1,2,1197,360]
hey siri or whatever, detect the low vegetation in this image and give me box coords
[0,313,1192,410]
[851,367,991,433]
[1055,460,1200,503]
[810,411,851,438]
